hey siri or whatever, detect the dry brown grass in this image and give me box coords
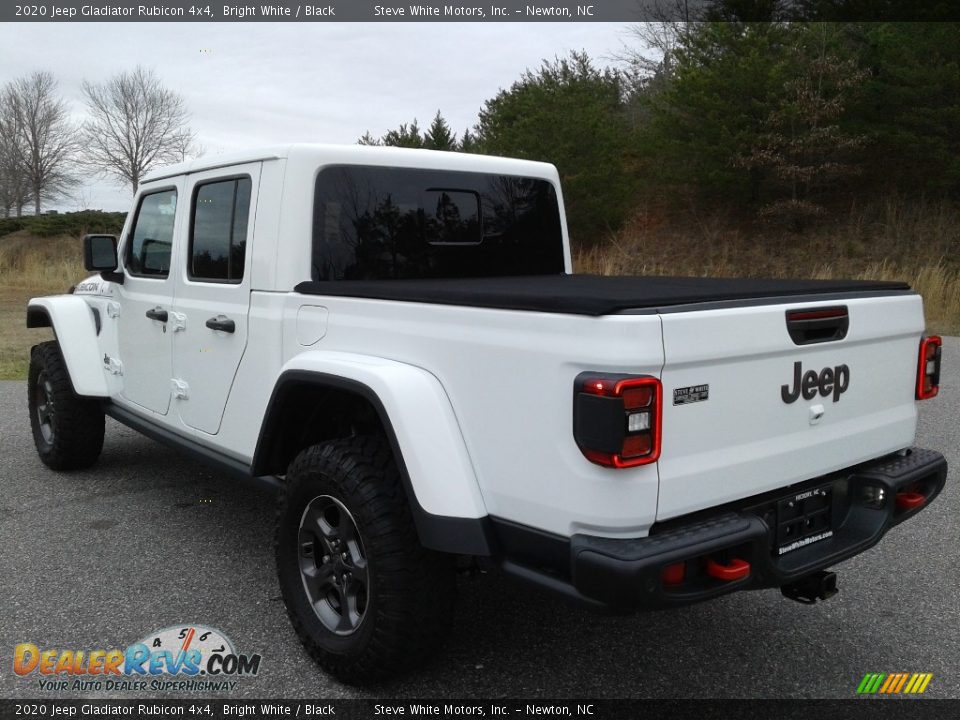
[0,233,87,379]
[0,231,87,290]
[575,196,960,335]
[0,288,53,379]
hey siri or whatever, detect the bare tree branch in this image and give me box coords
[611,1,701,90]
[0,86,31,217]
[80,66,197,193]
[2,72,76,215]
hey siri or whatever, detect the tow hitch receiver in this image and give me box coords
[781,570,838,604]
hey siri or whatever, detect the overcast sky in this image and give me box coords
[1,22,638,212]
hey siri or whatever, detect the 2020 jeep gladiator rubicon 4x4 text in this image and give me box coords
[26,145,947,683]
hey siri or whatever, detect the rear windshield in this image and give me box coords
[311,165,565,281]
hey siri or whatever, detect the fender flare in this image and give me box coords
[252,353,494,556]
[26,296,109,397]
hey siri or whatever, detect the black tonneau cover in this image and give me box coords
[293,275,911,317]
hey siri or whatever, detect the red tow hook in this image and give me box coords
[895,491,926,511]
[706,557,751,582]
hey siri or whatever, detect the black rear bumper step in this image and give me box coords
[500,447,946,611]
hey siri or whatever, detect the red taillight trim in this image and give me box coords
[607,377,660,468]
[584,447,659,469]
[917,335,942,400]
[577,374,662,469]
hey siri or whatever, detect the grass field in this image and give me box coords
[1,196,957,379]
[0,288,53,379]
[0,233,84,379]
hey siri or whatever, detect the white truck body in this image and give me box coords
[35,145,928,534]
[28,145,947,652]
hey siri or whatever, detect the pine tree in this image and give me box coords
[382,120,425,149]
[459,128,478,153]
[736,24,868,227]
[476,51,636,247]
[424,111,457,151]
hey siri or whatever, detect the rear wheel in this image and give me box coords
[28,341,105,470]
[296,493,370,636]
[275,436,455,684]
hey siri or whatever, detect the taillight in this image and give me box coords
[917,335,942,400]
[573,373,662,468]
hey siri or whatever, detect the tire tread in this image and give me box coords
[28,341,105,470]
[275,435,455,685]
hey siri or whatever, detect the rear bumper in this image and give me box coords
[499,447,947,611]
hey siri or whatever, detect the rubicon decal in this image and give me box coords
[857,672,933,695]
[13,625,261,693]
[781,361,850,404]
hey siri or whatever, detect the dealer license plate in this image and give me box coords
[775,485,834,556]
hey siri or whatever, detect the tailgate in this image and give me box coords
[656,293,924,521]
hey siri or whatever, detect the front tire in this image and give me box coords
[28,341,105,470]
[275,436,455,684]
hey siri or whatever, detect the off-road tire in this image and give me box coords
[28,341,105,470]
[275,436,456,685]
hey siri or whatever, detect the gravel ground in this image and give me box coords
[1,338,956,700]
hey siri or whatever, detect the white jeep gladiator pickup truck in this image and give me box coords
[26,144,947,684]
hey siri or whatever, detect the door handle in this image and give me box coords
[145,306,168,322]
[205,315,236,333]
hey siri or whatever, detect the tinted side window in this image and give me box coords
[190,177,251,282]
[312,166,565,281]
[127,190,177,277]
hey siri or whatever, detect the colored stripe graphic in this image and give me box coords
[857,672,932,694]
[879,674,896,694]
[892,673,909,693]
[857,673,884,694]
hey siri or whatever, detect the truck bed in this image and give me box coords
[294,275,911,316]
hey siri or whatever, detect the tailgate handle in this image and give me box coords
[785,306,848,345]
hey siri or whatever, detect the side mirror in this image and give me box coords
[83,234,118,272]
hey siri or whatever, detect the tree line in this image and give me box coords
[361,21,960,247]
[0,66,195,217]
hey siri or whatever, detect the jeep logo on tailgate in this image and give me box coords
[781,361,850,404]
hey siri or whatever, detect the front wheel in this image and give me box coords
[275,436,455,684]
[28,341,105,470]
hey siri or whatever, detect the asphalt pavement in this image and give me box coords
[1,339,957,700]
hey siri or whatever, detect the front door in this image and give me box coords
[116,185,182,415]
[171,163,261,435]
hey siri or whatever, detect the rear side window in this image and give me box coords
[190,177,251,282]
[127,189,177,277]
[311,166,565,281]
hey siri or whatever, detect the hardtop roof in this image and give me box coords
[140,143,558,184]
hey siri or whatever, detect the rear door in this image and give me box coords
[116,185,183,415]
[656,294,924,520]
[170,164,260,435]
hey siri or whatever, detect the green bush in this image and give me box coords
[0,211,126,240]
[0,219,25,236]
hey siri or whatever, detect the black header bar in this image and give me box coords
[3,0,958,22]
[2,699,959,720]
